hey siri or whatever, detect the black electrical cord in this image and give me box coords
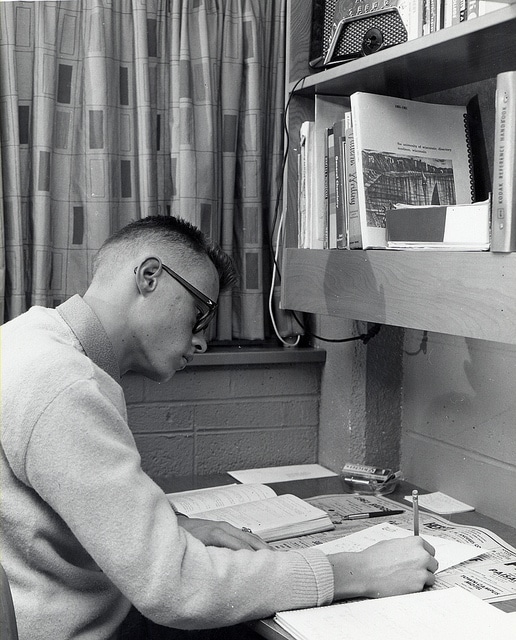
[269,75,306,272]
[270,78,381,346]
[291,311,382,344]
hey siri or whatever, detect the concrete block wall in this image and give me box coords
[121,361,322,481]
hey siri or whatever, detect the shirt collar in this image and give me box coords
[57,295,121,381]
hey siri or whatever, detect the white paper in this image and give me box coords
[227,464,337,484]
[312,522,483,572]
[404,491,474,513]
[275,587,514,640]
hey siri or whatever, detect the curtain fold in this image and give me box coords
[0,0,287,340]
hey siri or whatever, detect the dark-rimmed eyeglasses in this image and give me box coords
[161,264,217,333]
[135,262,218,333]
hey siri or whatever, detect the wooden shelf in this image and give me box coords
[290,6,516,99]
[280,249,516,345]
[282,6,516,344]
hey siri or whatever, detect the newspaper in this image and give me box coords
[269,493,516,605]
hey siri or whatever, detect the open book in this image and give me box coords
[167,483,334,542]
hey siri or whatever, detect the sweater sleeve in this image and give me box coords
[24,377,334,629]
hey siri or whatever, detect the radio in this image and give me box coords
[309,1,410,69]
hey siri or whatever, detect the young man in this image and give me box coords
[1,216,437,639]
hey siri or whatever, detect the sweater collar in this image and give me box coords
[57,295,121,382]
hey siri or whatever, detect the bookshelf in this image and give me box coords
[281,3,516,345]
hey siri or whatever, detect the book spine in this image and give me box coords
[297,151,304,248]
[312,116,327,249]
[491,71,516,252]
[443,0,454,27]
[333,119,347,249]
[323,127,330,249]
[467,0,479,18]
[410,0,424,39]
[298,122,313,249]
[460,0,468,20]
[396,0,423,40]
[329,130,337,248]
[345,125,361,249]
[422,0,432,33]
[437,0,446,30]
[450,0,465,24]
[430,0,438,32]
[334,133,343,249]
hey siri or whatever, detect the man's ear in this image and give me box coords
[134,257,163,295]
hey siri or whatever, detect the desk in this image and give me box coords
[152,474,516,640]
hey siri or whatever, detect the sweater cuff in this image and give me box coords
[290,547,334,607]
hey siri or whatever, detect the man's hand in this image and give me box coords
[328,536,438,601]
[176,515,270,551]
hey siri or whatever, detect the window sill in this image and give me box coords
[190,346,326,367]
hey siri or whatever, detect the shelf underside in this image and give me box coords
[280,249,516,345]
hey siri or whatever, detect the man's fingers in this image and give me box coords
[178,516,270,550]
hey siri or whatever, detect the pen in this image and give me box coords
[412,489,419,536]
[343,509,405,520]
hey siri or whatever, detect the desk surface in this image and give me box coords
[154,474,516,640]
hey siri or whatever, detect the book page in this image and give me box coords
[192,494,331,537]
[166,483,276,517]
[275,587,513,640]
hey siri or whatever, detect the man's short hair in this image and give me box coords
[93,215,237,292]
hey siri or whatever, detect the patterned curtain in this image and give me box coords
[0,0,286,340]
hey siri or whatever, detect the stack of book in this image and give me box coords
[298,90,484,251]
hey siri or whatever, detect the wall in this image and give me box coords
[397,79,516,529]
[401,330,516,529]
[315,315,403,474]
[316,320,516,529]
[122,361,322,481]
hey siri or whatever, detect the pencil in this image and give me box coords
[412,489,419,536]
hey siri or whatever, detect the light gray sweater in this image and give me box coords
[0,296,333,640]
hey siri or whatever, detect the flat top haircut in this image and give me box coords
[92,215,237,292]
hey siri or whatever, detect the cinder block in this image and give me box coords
[194,398,319,429]
[127,403,194,433]
[142,369,232,402]
[229,364,321,398]
[125,361,322,478]
[121,373,146,402]
[134,433,194,479]
[195,427,318,475]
